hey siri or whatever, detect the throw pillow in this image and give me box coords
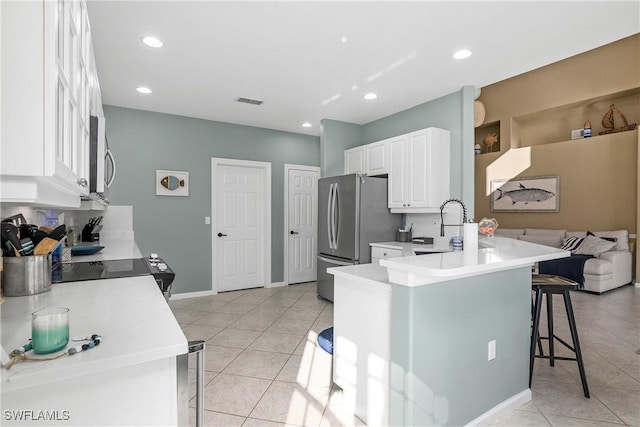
[587,230,618,243]
[573,235,617,257]
[561,236,584,253]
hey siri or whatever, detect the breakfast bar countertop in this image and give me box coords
[379,236,570,286]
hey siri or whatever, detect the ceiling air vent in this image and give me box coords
[236,97,263,106]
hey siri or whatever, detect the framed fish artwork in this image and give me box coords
[490,175,559,212]
[156,170,189,197]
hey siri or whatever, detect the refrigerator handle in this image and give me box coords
[333,183,339,248]
[327,184,334,249]
[330,183,337,249]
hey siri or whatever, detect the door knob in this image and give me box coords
[290,230,299,235]
[217,232,227,237]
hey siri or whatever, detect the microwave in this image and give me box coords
[89,116,115,203]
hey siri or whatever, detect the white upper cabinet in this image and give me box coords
[344,139,389,176]
[364,140,389,176]
[0,0,100,207]
[344,146,365,175]
[388,127,450,212]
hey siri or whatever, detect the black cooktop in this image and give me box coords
[53,258,151,283]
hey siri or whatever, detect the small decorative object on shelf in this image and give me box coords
[483,132,499,152]
[479,217,499,238]
[474,144,482,155]
[583,120,592,138]
[599,104,637,135]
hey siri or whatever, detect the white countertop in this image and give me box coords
[1,275,187,393]
[68,238,142,262]
[370,241,452,255]
[378,236,569,286]
[1,238,187,393]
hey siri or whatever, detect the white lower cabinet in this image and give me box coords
[1,0,100,207]
[371,246,404,265]
[388,127,450,212]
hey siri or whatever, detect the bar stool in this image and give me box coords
[530,274,590,398]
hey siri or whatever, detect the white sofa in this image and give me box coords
[495,228,633,294]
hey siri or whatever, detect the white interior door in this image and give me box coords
[286,166,319,284]
[212,159,271,292]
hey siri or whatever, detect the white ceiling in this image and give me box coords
[86,1,640,137]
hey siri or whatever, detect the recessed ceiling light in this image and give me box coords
[302,122,312,128]
[453,49,472,60]
[142,36,163,48]
[364,93,377,100]
[136,86,152,94]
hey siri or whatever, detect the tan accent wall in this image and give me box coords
[474,34,640,280]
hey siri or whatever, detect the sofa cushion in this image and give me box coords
[574,235,617,257]
[566,231,587,238]
[584,258,614,275]
[525,228,566,238]
[592,230,629,252]
[561,236,585,253]
[518,234,563,248]
[494,228,525,238]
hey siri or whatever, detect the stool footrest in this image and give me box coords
[535,355,579,362]
[537,335,576,354]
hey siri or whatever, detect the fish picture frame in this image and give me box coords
[156,170,189,197]
[490,175,559,212]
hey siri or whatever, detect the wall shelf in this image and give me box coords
[512,88,639,148]
[475,121,501,154]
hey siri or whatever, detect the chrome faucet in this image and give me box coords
[440,198,468,237]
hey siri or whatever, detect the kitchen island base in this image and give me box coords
[332,264,535,426]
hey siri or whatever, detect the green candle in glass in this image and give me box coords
[32,307,69,354]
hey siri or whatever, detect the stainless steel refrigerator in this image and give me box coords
[317,174,400,301]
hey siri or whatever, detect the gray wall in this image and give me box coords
[320,119,363,177]
[104,106,320,294]
[319,87,476,213]
[362,86,476,213]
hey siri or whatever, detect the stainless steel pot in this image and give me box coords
[2,255,52,296]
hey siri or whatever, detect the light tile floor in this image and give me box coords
[170,283,640,427]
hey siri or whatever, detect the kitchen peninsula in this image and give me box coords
[329,237,569,426]
[1,243,187,426]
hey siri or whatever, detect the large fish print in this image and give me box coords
[496,184,555,205]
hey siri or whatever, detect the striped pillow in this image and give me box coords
[561,236,584,253]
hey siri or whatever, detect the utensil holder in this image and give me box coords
[2,255,52,296]
[397,231,412,242]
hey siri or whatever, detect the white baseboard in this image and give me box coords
[634,281,640,288]
[171,282,288,298]
[170,290,216,300]
[464,389,532,426]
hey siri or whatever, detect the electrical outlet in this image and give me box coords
[488,340,496,361]
[205,216,211,225]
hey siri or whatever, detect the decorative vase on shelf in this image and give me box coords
[479,217,499,238]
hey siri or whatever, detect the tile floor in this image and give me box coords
[170,282,640,427]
